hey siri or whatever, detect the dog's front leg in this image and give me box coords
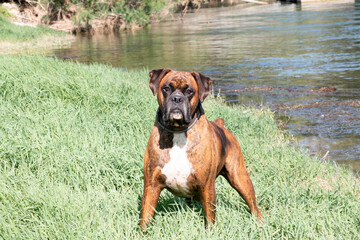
[140,167,163,230]
[200,184,216,229]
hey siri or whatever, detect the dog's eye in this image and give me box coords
[185,89,193,95]
[163,87,171,93]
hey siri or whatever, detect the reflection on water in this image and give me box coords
[53,0,360,172]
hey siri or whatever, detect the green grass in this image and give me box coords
[0,5,12,18]
[0,15,64,41]
[0,15,73,55]
[0,55,359,239]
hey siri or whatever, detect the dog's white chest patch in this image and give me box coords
[161,133,193,197]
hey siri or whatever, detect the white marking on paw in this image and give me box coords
[161,133,193,197]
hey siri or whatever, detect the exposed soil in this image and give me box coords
[2,2,129,34]
[2,2,45,27]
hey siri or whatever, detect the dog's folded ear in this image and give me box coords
[191,72,212,102]
[149,68,171,96]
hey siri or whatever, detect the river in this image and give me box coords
[52,0,360,173]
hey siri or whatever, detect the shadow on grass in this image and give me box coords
[216,192,252,214]
[137,190,253,229]
[137,192,206,227]
[137,193,203,214]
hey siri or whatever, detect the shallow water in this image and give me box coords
[53,0,360,172]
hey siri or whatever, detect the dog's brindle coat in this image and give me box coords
[140,69,263,229]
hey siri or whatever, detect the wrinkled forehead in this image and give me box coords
[160,71,197,89]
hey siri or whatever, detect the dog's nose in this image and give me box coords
[171,95,183,103]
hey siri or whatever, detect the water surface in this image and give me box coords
[53,0,360,172]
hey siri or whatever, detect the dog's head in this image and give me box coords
[149,68,211,129]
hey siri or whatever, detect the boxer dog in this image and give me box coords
[140,69,263,229]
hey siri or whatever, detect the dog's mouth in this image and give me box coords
[168,109,185,127]
[162,108,192,128]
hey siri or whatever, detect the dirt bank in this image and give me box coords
[2,2,100,34]
[2,1,170,34]
[1,0,271,34]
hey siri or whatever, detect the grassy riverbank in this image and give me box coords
[0,14,73,55]
[0,55,359,239]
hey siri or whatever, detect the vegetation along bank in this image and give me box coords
[0,55,359,238]
[0,0,246,34]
